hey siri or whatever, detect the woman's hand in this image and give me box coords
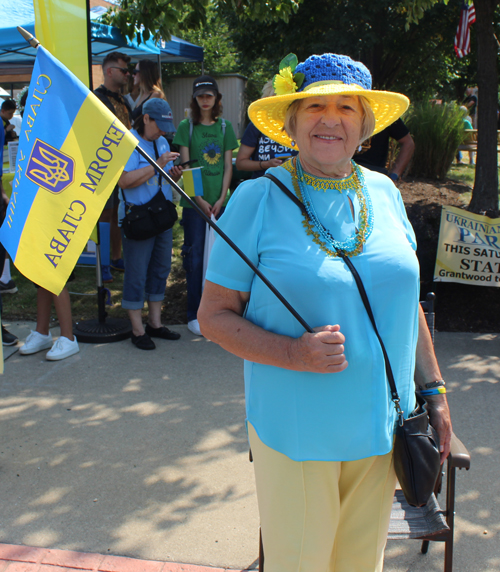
[425,394,452,463]
[290,325,348,373]
[194,196,212,218]
[211,196,226,218]
[168,164,183,183]
[158,151,180,169]
[265,158,284,168]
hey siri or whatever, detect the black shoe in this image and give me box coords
[145,324,181,340]
[0,280,18,294]
[131,332,156,350]
[2,326,18,346]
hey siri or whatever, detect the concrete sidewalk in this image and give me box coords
[0,322,499,571]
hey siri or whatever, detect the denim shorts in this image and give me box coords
[121,228,173,310]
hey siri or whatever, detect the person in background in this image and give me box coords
[15,94,79,360]
[457,105,474,165]
[354,117,415,182]
[464,86,478,128]
[0,99,18,345]
[118,99,182,350]
[0,98,19,297]
[94,51,133,282]
[0,99,18,143]
[131,60,165,121]
[198,52,451,572]
[236,80,298,178]
[172,75,238,336]
[124,72,140,110]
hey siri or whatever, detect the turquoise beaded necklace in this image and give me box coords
[290,158,374,258]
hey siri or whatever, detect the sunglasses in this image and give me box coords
[132,69,140,75]
[110,66,129,74]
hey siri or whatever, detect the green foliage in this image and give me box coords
[104,0,301,44]
[165,6,238,77]
[225,0,479,103]
[405,101,466,180]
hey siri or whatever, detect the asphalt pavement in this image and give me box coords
[0,320,498,571]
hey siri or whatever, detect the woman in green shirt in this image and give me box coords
[173,76,238,336]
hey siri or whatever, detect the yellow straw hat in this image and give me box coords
[249,53,409,149]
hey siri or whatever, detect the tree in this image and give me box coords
[225,0,476,102]
[102,0,301,44]
[403,0,499,216]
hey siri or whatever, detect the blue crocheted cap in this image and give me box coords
[296,54,372,91]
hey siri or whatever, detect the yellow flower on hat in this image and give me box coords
[274,67,297,96]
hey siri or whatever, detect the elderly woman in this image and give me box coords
[198,53,452,572]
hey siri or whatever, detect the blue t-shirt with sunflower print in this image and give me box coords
[173,117,238,209]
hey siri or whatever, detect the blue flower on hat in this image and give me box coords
[203,142,221,165]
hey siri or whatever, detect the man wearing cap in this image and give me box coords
[94,52,133,282]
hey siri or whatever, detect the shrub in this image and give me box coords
[405,101,466,180]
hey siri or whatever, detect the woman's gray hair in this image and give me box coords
[284,95,376,144]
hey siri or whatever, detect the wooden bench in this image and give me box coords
[457,128,500,152]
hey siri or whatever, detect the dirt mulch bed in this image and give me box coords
[399,177,500,332]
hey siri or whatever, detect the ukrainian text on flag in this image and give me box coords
[0,46,137,295]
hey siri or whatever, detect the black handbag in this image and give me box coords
[121,140,178,241]
[264,172,442,508]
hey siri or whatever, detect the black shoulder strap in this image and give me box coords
[264,173,307,215]
[264,170,401,410]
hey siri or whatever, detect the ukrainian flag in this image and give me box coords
[182,167,204,197]
[0,46,137,295]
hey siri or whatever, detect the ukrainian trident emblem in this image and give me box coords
[26,139,75,194]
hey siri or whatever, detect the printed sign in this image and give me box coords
[434,205,500,286]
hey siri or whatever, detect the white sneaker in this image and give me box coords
[19,330,53,355]
[187,319,203,336]
[46,336,80,361]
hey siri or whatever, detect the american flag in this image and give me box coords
[454,2,476,58]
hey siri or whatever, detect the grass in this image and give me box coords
[447,161,500,207]
[3,207,187,325]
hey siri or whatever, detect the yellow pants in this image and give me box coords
[248,423,397,572]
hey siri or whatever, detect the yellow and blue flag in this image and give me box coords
[0,46,137,295]
[34,0,90,86]
[182,167,204,197]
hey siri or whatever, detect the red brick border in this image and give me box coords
[0,544,255,572]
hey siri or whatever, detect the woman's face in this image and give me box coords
[291,94,364,177]
[143,114,165,141]
[133,64,141,87]
[196,93,216,111]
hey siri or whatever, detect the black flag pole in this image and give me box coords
[135,146,313,333]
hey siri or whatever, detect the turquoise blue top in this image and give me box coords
[119,129,174,223]
[205,163,420,462]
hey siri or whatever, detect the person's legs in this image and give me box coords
[121,231,156,346]
[181,208,206,322]
[248,423,396,572]
[331,450,397,572]
[144,229,172,307]
[36,287,54,335]
[53,287,75,341]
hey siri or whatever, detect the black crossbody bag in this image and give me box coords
[121,141,178,241]
[264,172,441,508]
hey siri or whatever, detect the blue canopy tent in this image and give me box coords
[0,0,203,66]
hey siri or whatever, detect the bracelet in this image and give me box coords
[259,160,263,170]
[420,387,447,396]
[419,379,446,390]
